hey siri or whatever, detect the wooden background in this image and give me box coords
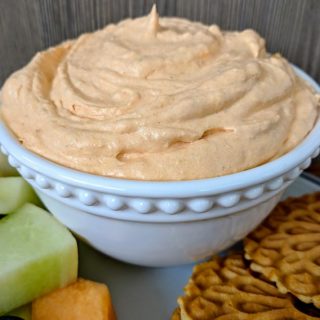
[1,0,320,87]
[0,0,320,173]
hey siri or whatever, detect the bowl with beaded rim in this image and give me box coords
[0,67,319,267]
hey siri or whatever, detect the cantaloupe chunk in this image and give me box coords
[32,279,117,320]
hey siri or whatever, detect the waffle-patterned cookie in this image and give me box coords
[171,308,181,320]
[245,192,320,308]
[172,254,319,319]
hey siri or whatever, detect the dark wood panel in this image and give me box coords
[0,0,43,86]
[1,0,320,86]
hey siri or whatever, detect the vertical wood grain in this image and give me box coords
[0,0,43,86]
[0,0,320,86]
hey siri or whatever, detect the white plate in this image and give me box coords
[78,176,320,320]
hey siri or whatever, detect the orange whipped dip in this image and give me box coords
[1,6,319,180]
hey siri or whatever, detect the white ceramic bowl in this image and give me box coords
[0,67,319,267]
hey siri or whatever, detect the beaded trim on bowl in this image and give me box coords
[1,143,318,215]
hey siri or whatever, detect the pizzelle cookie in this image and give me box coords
[172,254,319,320]
[171,308,182,320]
[244,192,320,308]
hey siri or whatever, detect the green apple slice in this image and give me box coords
[5,305,31,320]
[0,177,40,214]
[0,204,78,315]
[0,153,18,177]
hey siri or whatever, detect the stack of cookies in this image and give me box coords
[172,192,320,319]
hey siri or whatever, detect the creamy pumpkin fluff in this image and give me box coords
[2,7,319,180]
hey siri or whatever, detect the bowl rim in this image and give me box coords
[0,66,319,198]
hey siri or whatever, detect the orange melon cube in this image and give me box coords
[32,278,116,320]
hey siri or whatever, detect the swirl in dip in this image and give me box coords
[1,6,319,180]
